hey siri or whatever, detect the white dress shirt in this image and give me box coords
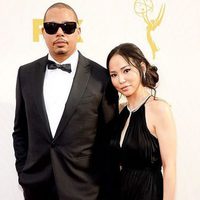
[43,50,78,137]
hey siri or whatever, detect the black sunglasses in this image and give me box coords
[43,22,77,35]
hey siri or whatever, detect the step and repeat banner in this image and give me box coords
[0,0,200,199]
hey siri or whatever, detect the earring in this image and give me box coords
[143,71,146,79]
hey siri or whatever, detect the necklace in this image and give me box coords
[127,94,151,113]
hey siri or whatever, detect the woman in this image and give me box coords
[107,43,176,200]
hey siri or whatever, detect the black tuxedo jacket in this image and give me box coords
[13,52,119,200]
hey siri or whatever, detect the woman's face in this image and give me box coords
[108,54,143,98]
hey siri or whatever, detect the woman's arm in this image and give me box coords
[153,101,176,200]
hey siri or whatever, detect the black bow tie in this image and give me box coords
[47,60,71,73]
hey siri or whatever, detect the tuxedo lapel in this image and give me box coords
[31,56,52,139]
[54,53,91,139]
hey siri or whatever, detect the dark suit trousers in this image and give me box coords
[22,177,59,200]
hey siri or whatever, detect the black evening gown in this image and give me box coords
[111,102,163,200]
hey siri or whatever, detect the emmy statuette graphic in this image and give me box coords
[134,0,165,59]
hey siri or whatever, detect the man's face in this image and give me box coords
[42,7,80,61]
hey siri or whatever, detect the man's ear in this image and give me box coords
[41,27,45,37]
[77,26,81,33]
[76,27,82,42]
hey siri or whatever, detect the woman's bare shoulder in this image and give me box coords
[146,96,172,115]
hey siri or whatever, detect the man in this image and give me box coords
[13,2,118,200]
